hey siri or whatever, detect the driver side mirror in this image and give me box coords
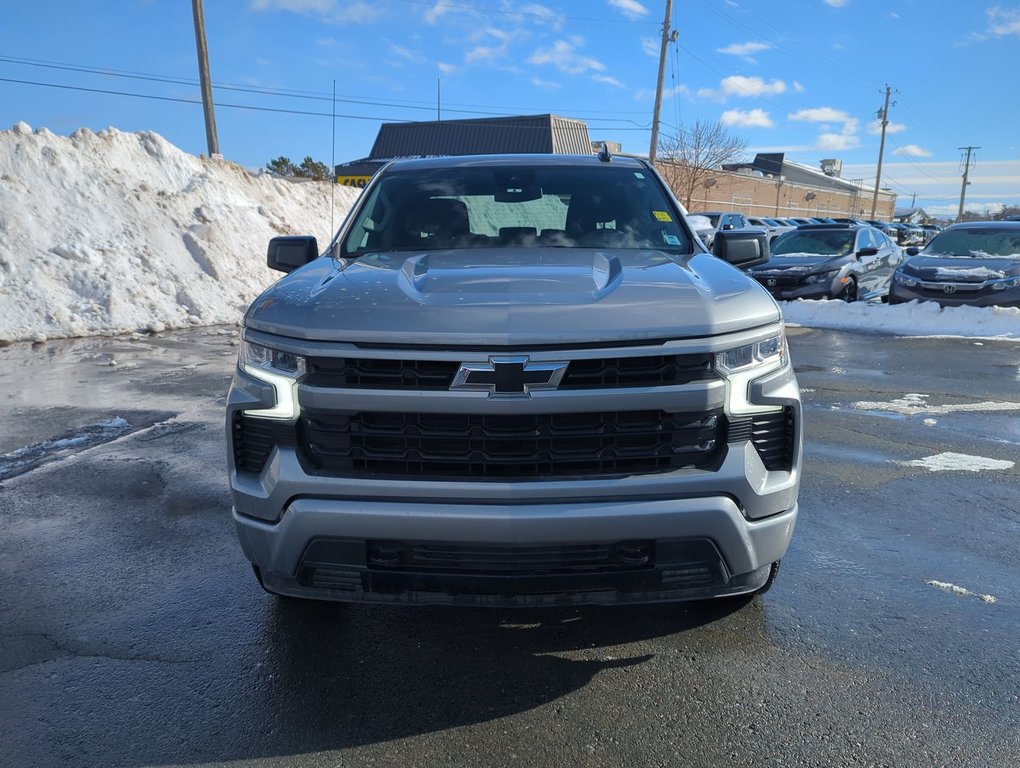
[857,246,879,257]
[905,246,920,256]
[267,236,319,273]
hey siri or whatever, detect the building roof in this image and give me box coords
[368,114,593,159]
[894,207,927,218]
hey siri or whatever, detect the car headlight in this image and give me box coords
[894,272,918,287]
[804,270,838,285]
[239,341,305,420]
[989,276,1020,291]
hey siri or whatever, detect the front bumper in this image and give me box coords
[237,498,798,605]
[226,331,801,606]
[889,282,1020,308]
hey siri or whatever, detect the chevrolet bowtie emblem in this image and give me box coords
[452,356,568,396]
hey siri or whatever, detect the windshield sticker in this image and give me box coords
[653,210,673,222]
[634,172,645,179]
[663,234,681,245]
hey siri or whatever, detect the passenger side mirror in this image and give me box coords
[267,236,319,273]
[857,247,879,257]
[713,229,769,269]
[905,246,920,256]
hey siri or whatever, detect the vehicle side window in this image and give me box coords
[856,230,875,250]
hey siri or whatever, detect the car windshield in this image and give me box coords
[693,213,721,227]
[925,227,1020,259]
[341,165,693,255]
[771,230,854,257]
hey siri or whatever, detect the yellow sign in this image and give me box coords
[336,175,371,188]
[652,210,673,222]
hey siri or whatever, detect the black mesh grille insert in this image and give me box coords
[559,354,714,388]
[232,414,295,474]
[304,354,716,390]
[366,540,655,575]
[730,407,795,471]
[299,409,726,479]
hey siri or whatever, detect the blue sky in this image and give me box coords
[2,0,1019,217]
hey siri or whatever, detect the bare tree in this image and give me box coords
[655,121,747,209]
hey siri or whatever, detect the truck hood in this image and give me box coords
[245,248,780,345]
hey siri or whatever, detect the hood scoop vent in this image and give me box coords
[397,250,624,304]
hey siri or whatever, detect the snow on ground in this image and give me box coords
[0,122,360,342]
[0,122,1017,343]
[781,298,1020,341]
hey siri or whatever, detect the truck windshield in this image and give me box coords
[340,165,693,255]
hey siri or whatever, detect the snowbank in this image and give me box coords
[781,298,1020,341]
[0,123,1016,344]
[0,122,360,341]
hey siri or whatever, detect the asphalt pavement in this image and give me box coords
[1,325,1018,768]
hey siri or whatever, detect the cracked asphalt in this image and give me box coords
[1,326,1018,768]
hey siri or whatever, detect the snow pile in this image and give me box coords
[781,299,1020,341]
[0,123,1017,343]
[0,122,360,341]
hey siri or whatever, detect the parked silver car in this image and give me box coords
[226,153,802,606]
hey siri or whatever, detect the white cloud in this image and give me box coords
[817,133,859,151]
[641,37,659,57]
[608,0,649,19]
[894,144,932,157]
[528,38,605,74]
[867,119,906,135]
[593,74,625,88]
[987,6,1020,37]
[720,75,786,97]
[824,0,849,7]
[424,0,457,24]
[251,0,379,24]
[790,107,860,151]
[437,62,457,75]
[531,77,561,90]
[793,81,805,92]
[389,43,424,62]
[789,106,852,123]
[717,41,772,56]
[720,108,774,128]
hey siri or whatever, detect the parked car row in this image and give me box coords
[728,219,1019,308]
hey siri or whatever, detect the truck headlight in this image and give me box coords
[716,329,788,415]
[716,330,786,375]
[240,341,305,420]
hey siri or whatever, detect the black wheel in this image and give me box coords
[838,277,859,302]
[755,560,780,596]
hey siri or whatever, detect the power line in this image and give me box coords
[0,52,654,119]
[0,75,656,130]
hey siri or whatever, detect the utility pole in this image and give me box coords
[910,191,916,208]
[870,84,894,220]
[648,0,674,164]
[192,0,219,156]
[957,146,979,222]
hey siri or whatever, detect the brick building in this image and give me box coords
[655,152,896,220]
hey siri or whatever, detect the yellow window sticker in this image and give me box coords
[652,210,673,222]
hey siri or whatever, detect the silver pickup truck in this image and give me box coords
[226,152,801,607]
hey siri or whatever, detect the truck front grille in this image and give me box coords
[298,409,726,479]
[304,353,715,390]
